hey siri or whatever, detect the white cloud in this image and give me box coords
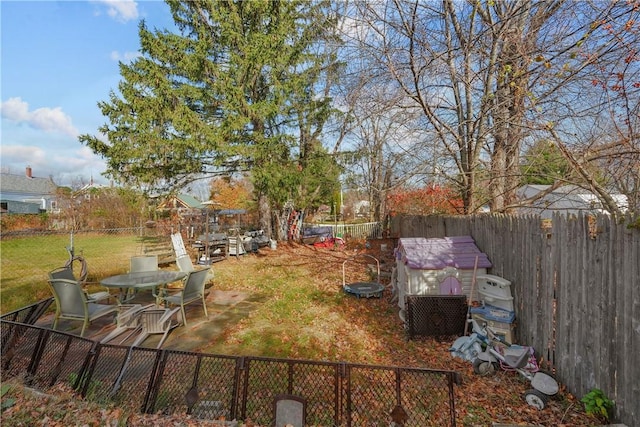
[0,145,48,167]
[0,97,30,121]
[0,142,109,185]
[91,0,139,23]
[0,97,78,137]
[110,50,141,62]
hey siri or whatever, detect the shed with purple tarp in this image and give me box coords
[394,236,492,319]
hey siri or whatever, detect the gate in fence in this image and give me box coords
[2,300,458,426]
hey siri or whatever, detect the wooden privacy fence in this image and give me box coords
[390,213,639,426]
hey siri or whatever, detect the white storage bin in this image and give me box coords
[476,274,514,312]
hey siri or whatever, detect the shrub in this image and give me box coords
[581,388,614,421]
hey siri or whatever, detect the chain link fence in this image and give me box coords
[2,300,459,426]
[1,227,158,313]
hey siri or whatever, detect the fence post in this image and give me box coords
[142,349,169,414]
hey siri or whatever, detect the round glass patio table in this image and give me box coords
[101,270,187,303]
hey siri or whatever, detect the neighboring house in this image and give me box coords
[74,179,109,201]
[156,194,206,224]
[354,200,370,218]
[156,193,224,235]
[516,184,628,219]
[157,193,205,212]
[0,166,58,214]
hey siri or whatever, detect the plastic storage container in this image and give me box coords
[469,304,515,323]
[476,274,514,312]
[471,311,516,344]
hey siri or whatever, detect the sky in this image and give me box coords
[1,0,175,187]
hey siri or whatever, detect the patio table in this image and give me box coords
[101,270,187,303]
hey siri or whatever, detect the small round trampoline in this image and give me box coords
[342,254,385,298]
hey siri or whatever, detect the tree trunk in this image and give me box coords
[257,191,272,238]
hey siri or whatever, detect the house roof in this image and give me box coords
[178,194,204,208]
[157,193,204,210]
[516,184,551,199]
[0,172,57,198]
[75,181,109,194]
[516,184,628,218]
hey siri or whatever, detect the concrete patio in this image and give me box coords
[34,287,264,352]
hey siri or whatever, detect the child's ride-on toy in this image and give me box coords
[470,319,559,410]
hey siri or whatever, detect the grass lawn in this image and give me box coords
[1,238,600,426]
[0,233,141,313]
[205,248,399,361]
[203,243,599,426]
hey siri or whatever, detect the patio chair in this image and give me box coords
[47,277,118,337]
[100,303,152,345]
[171,232,189,259]
[130,306,181,348]
[172,232,199,273]
[176,254,196,273]
[177,254,214,281]
[160,268,209,326]
[49,266,111,302]
[125,255,159,300]
[130,255,159,273]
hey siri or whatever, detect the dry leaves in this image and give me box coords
[2,240,599,426]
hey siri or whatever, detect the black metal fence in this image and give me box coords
[2,300,458,426]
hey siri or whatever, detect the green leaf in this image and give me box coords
[1,397,16,410]
[0,384,12,397]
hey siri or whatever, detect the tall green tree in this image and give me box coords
[79,0,341,236]
[520,140,572,185]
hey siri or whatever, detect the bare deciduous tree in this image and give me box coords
[342,0,638,217]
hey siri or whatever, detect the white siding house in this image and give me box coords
[516,184,628,219]
[0,167,58,214]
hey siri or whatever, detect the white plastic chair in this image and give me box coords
[171,232,189,259]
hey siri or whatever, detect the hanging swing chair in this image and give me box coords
[342,253,385,298]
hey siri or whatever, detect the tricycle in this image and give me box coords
[451,318,559,410]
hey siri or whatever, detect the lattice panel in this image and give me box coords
[405,295,467,339]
